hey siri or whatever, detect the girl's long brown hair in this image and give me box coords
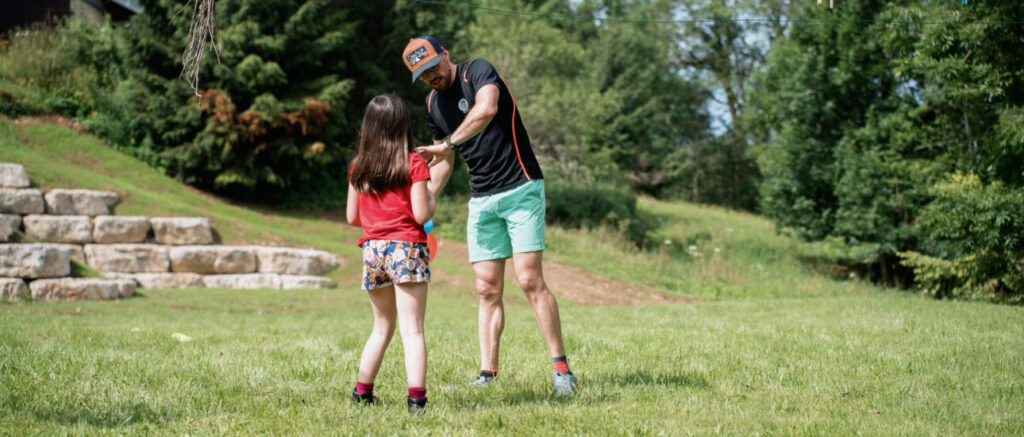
[350,94,417,194]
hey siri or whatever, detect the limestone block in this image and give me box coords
[280,275,337,290]
[36,244,85,264]
[84,244,169,273]
[43,189,119,216]
[105,272,204,289]
[23,215,92,243]
[151,217,213,245]
[0,214,21,242]
[0,278,29,300]
[202,273,281,289]
[29,278,135,302]
[92,216,151,243]
[255,247,340,276]
[0,163,31,188]
[169,246,256,274]
[0,244,70,278]
[0,188,45,214]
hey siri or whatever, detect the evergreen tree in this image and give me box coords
[112,0,365,205]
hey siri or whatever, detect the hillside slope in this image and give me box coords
[3,116,1023,435]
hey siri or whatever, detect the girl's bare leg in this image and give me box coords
[357,285,397,384]
[395,281,429,388]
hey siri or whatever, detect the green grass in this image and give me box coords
[2,118,1023,435]
[3,290,1021,435]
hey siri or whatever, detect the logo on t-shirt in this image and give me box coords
[458,98,469,113]
[406,46,429,66]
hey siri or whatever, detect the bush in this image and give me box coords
[545,181,651,247]
[901,173,1024,303]
[0,20,122,118]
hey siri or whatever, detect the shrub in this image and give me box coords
[901,173,1024,303]
[545,180,651,247]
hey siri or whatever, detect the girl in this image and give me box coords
[346,94,453,412]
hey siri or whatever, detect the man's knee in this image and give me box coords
[475,274,503,301]
[516,270,546,297]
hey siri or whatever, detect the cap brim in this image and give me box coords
[411,57,442,82]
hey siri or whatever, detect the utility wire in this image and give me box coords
[413,0,1024,26]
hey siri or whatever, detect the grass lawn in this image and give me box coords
[2,118,1023,435]
[3,289,1022,435]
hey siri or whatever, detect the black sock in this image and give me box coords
[480,370,497,381]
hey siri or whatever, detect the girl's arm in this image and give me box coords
[346,183,361,226]
[427,148,456,195]
[410,179,435,225]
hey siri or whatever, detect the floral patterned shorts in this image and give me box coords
[361,240,431,290]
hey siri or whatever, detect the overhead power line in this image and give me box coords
[413,0,1023,26]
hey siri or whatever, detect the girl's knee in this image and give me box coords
[372,319,396,338]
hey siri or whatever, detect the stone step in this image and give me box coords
[1,214,21,242]
[203,273,281,289]
[44,189,119,216]
[23,215,93,244]
[0,244,70,278]
[0,163,31,188]
[29,278,135,302]
[84,244,169,273]
[93,216,150,244]
[169,246,255,274]
[36,243,86,264]
[255,247,340,276]
[0,188,45,215]
[1,278,29,300]
[105,272,337,290]
[281,275,337,290]
[105,272,204,289]
[150,217,213,245]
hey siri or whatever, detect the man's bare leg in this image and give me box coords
[472,259,505,377]
[513,250,576,395]
[511,250,565,357]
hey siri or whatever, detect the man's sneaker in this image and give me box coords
[468,373,495,387]
[407,396,428,413]
[552,372,577,396]
[351,389,377,404]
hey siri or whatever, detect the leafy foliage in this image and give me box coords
[902,173,1024,303]
[747,0,1024,297]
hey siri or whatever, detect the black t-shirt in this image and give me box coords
[426,59,543,197]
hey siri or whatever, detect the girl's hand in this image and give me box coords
[416,144,452,168]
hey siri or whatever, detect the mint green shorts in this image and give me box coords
[467,180,546,262]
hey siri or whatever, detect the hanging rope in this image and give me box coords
[179,0,220,100]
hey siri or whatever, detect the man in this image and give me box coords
[402,36,576,396]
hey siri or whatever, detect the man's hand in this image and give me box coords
[416,143,452,168]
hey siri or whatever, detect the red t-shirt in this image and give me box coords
[353,152,430,247]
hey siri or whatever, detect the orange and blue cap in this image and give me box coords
[402,36,445,82]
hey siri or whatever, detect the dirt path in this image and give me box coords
[432,237,692,306]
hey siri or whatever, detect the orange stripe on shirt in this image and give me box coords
[497,76,531,181]
[427,89,435,114]
[463,61,474,83]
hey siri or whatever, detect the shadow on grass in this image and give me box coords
[607,369,710,389]
[29,400,169,428]
[446,386,614,411]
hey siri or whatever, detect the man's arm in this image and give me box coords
[450,83,499,146]
[417,83,499,158]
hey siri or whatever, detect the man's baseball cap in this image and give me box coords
[403,36,445,82]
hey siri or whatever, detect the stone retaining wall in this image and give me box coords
[1,162,341,301]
